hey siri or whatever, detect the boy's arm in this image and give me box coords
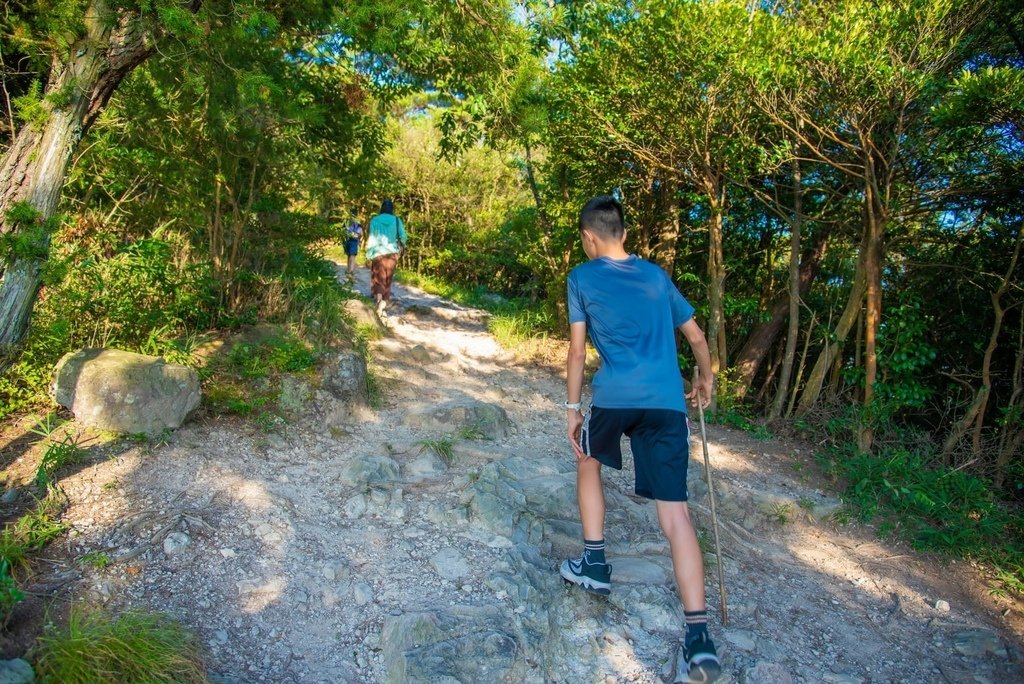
[679,318,713,408]
[566,321,588,460]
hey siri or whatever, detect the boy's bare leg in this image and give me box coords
[577,457,605,540]
[655,500,705,612]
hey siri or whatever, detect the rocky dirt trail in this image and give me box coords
[11,265,1024,683]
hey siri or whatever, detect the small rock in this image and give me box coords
[746,661,794,684]
[353,582,374,606]
[409,344,432,364]
[823,673,865,684]
[952,628,1006,658]
[219,548,237,559]
[430,548,471,580]
[344,494,368,519]
[0,489,19,504]
[0,658,35,684]
[725,628,758,652]
[935,599,951,612]
[214,629,229,645]
[162,531,190,556]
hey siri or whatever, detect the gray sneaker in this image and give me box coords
[559,554,612,595]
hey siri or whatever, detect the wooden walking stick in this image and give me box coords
[693,368,729,626]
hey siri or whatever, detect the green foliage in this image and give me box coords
[769,503,793,525]
[34,434,86,491]
[12,80,48,130]
[78,552,111,570]
[817,428,1024,588]
[488,309,556,348]
[204,382,271,417]
[456,422,488,441]
[30,609,207,684]
[418,436,455,465]
[0,489,69,583]
[365,369,383,410]
[0,559,24,625]
[226,336,315,380]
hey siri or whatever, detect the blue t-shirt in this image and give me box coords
[567,255,695,412]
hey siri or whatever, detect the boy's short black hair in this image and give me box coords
[579,195,625,239]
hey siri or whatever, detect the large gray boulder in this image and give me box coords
[51,348,200,435]
[320,349,369,404]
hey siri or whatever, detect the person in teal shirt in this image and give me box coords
[365,199,407,316]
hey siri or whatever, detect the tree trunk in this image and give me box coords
[858,174,885,452]
[995,313,1023,490]
[769,156,803,420]
[654,191,680,277]
[733,226,830,396]
[705,182,727,378]
[0,1,155,368]
[795,231,870,416]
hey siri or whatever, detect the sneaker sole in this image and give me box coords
[559,561,611,596]
[686,658,722,684]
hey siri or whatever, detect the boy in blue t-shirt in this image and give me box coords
[562,195,720,683]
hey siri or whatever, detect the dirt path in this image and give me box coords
[6,264,1023,683]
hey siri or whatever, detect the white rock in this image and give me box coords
[934,599,951,612]
[344,494,368,519]
[353,582,374,606]
[163,531,191,556]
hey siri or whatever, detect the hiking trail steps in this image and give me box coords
[14,263,1024,683]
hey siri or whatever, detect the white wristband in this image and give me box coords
[562,401,582,411]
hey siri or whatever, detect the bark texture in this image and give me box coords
[0,1,157,365]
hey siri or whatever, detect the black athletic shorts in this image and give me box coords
[581,406,690,501]
[344,238,360,256]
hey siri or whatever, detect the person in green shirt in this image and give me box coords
[365,199,407,316]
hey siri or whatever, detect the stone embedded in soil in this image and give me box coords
[746,661,794,684]
[162,531,191,555]
[430,548,471,580]
[0,658,35,684]
[952,628,1007,658]
[337,454,400,487]
[402,451,448,480]
[402,399,513,439]
[381,607,528,684]
[724,628,758,652]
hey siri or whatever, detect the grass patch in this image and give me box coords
[807,410,1024,593]
[30,608,207,683]
[0,490,69,579]
[488,309,556,347]
[769,502,793,525]
[706,409,773,441]
[0,489,69,623]
[78,552,111,570]
[226,335,316,380]
[418,436,455,465]
[455,422,489,441]
[34,434,86,491]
